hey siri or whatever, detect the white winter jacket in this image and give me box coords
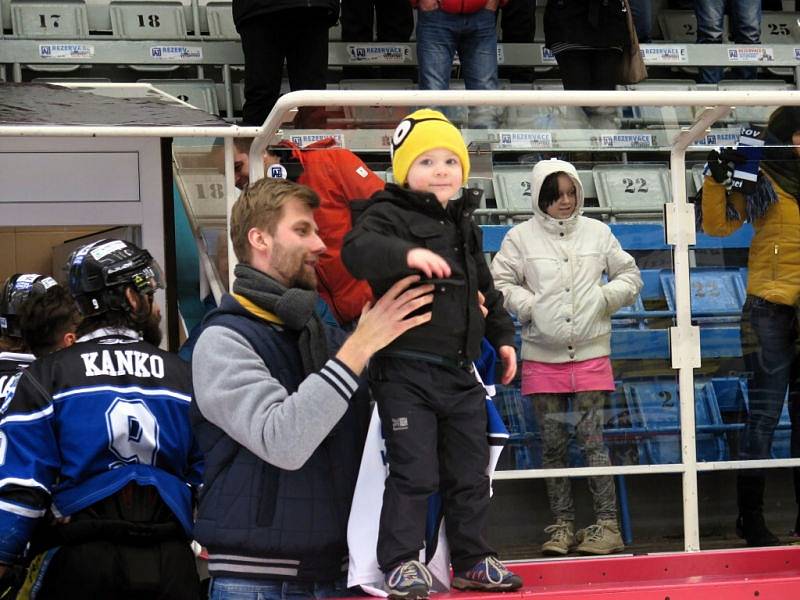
[490,159,642,363]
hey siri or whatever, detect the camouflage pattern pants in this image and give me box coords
[530,391,617,522]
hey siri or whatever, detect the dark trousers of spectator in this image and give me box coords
[370,357,493,573]
[36,539,200,599]
[554,49,623,91]
[739,296,800,516]
[341,0,413,42]
[341,0,414,79]
[498,0,536,82]
[238,8,329,126]
[629,0,652,43]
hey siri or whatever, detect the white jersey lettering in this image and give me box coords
[82,350,165,379]
[81,352,103,376]
[101,351,118,376]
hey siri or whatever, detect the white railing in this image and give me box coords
[4,89,800,553]
[252,89,800,553]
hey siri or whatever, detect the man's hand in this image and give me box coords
[497,345,517,385]
[337,275,434,374]
[407,248,452,279]
[418,0,439,11]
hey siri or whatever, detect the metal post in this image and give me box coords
[223,64,234,120]
[190,0,204,79]
[224,136,237,291]
[669,106,732,552]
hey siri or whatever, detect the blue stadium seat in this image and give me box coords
[623,378,727,464]
[660,268,746,323]
[493,386,536,470]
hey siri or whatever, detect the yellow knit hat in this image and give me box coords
[390,108,470,186]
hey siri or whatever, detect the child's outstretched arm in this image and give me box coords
[602,231,644,315]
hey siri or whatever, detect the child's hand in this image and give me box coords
[477,291,488,318]
[497,345,517,385]
[407,248,452,279]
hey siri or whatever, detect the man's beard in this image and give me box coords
[272,243,317,291]
[141,311,163,346]
[136,300,162,346]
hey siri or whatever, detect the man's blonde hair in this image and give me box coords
[230,178,320,263]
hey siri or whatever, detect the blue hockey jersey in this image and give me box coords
[0,352,33,414]
[0,328,203,564]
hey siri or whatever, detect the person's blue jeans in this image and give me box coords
[209,577,348,600]
[416,8,499,128]
[739,297,800,463]
[629,0,652,43]
[694,0,761,83]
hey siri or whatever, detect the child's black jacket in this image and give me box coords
[342,183,514,362]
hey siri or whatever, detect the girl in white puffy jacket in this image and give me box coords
[490,158,642,557]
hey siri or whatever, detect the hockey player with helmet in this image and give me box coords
[0,239,203,599]
[0,273,78,412]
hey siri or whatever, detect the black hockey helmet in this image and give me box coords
[0,273,59,338]
[67,239,162,317]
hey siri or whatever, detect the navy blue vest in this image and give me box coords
[191,294,366,581]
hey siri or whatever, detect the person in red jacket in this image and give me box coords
[224,137,385,326]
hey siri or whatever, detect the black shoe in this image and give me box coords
[736,512,780,547]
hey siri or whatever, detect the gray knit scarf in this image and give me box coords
[232,263,328,375]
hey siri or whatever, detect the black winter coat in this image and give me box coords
[544,0,629,49]
[232,0,338,29]
[342,184,515,362]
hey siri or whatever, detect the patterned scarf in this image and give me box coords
[232,263,328,375]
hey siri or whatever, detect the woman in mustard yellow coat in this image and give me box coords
[701,106,800,547]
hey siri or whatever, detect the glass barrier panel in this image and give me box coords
[172,99,697,558]
[172,137,229,294]
[690,106,800,549]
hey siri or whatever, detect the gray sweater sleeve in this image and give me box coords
[192,324,358,471]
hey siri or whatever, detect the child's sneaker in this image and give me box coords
[576,518,625,555]
[451,556,523,592]
[541,519,575,556]
[384,560,433,599]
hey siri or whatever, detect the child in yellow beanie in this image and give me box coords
[342,109,521,598]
